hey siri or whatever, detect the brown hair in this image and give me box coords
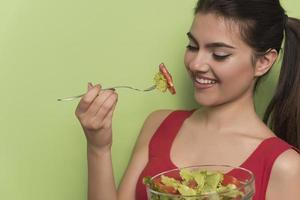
[195,0,300,148]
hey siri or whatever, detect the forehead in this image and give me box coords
[190,13,246,48]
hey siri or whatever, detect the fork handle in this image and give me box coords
[57,94,85,101]
[57,85,156,101]
[57,88,114,102]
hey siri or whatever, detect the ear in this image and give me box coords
[254,49,278,77]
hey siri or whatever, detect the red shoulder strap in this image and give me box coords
[263,137,294,168]
[240,137,299,199]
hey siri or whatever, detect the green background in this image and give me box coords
[0,0,299,199]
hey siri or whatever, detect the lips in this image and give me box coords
[192,74,218,89]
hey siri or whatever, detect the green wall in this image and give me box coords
[0,0,299,199]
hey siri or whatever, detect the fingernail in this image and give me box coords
[96,84,102,89]
[88,82,93,90]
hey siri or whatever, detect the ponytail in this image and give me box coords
[263,17,300,149]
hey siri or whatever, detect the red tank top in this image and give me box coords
[135,110,299,200]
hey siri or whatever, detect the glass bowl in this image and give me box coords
[146,165,255,200]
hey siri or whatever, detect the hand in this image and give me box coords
[75,83,118,152]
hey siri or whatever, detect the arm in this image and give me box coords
[266,149,300,200]
[87,147,116,200]
[76,83,172,200]
[75,83,118,200]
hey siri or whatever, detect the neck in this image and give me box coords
[197,91,260,132]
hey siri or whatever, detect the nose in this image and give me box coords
[187,53,210,72]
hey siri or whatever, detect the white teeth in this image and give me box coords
[195,78,216,84]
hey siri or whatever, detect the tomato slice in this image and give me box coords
[187,180,198,189]
[152,177,179,194]
[222,174,241,188]
[159,63,176,95]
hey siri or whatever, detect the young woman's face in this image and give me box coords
[184,13,257,107]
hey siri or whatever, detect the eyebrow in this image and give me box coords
[186,32,236,49]
[187,32,199,46]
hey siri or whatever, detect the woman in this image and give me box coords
[75,0,300,199]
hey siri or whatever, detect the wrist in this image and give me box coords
[87,144,112,157]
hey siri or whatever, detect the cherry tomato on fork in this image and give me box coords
[159,63,176,95]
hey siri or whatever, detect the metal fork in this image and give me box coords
[57,85,156,101]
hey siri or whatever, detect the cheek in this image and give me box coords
[183,52,191,72]
[184,51,191,67]
[224,66,252,80]
[218,61,255,92]
[184,51,193,72]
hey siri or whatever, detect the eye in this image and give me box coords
[212,52,231,61]
[186,45,199,52]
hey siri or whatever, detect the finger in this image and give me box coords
[94,92,118,122]
[85,89,115,116]
[87,92,117,131]
[76,85,101,114]
[102,99,118,129]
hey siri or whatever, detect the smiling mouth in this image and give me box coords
[195,77,217,84]
[192,74,218,89]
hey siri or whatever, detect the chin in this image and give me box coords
[194,93,219,107]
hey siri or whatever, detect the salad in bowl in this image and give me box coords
[144,165,255,200]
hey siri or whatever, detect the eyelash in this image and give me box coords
[212,54,231,61]
[186,45,198,51]
[186,45,231,61]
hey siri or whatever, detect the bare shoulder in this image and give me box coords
[136,109,174,146]
[143,109,174,130]
[267,149,300,199]
[272,149,300,177]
